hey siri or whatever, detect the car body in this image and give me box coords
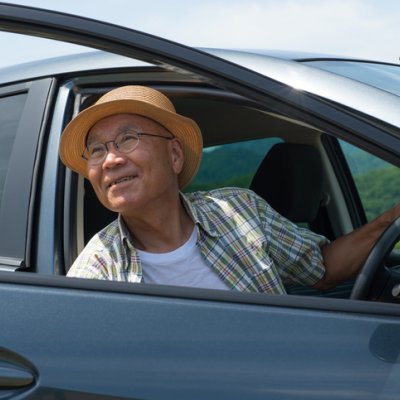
[1,3,400,399]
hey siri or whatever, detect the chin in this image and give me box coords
[106,196,141,214]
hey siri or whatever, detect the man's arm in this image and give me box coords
[314,204,400,291]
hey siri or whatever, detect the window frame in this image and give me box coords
[0,79,54,270]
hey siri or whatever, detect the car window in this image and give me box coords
[0,92,27,208]
[340,140,400,221]
[185,137,282,192]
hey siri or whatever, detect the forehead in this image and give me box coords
[87,113,163,143]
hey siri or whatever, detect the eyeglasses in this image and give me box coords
[82,130,174,165]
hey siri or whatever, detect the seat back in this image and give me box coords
[250,142,325,224]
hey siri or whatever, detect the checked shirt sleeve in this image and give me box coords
[67,240,111,280]
[255,193,329,287]
[67,219,121,280]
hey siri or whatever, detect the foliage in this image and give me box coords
[340,141,388,174]
[354,166,400,220]
[185,138,280,192]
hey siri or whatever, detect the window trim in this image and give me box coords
[1,269,400,318]
[322,134,367,229]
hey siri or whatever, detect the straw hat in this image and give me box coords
[59,85,203,189]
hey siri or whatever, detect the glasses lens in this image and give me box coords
[115,131,139,153]
[87,143,107,164]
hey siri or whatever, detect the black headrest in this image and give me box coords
[250,143,324,223]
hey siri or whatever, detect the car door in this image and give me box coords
[1,3,400,399]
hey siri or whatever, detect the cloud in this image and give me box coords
[130,0,399,62]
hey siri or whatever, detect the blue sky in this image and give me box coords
[1,0,400,68]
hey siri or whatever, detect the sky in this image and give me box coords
[1,0,400,68]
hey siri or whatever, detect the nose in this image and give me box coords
[102,143,126,169]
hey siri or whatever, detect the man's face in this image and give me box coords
[86,113,184,217]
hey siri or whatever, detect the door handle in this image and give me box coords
[0,362,34,388]
[0,348,36,389]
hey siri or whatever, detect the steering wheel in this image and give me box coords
[350,217,400,300]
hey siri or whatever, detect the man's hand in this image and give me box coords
[315,204,400,291]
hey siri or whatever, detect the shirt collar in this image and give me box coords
[116,192,222,243]
[117,213,133,243]
[180,192,221,238]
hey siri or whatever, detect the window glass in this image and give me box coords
[185,137,282,192]
[0,93,27,207]
[339,140,400,221]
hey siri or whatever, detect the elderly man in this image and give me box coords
[59,85,399,294]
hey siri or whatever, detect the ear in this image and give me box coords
[170,138,184,175]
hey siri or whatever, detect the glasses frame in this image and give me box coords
[81,130,175,165]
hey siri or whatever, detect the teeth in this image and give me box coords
[116,177,131,184]
[111,176,133,186]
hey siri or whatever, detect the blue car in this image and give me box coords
[0,3,400,399]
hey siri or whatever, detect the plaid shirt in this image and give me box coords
[68,188,327,294]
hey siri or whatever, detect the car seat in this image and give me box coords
[250,142,326,225]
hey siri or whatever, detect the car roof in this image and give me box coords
[0,50,148,85]
[205,48,382,63]
[1,48,399,128]
[203,48,400,127]
[1,47,396,86]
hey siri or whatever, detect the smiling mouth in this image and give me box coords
[108,176,136,188]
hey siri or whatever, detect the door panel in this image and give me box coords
[1,276,399,399]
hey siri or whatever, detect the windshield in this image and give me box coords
[304,61,400,96]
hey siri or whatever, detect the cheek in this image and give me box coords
[149,154,175,182]
[87,168,99,188]
[87,169,105,198]
[89,178,114,210]
[129,148,167,181]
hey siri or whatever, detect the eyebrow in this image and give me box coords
[86,124,138,146]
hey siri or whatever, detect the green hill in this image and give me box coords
[340,141,400,220]
[354,166,400,220]
[340,141,388,174]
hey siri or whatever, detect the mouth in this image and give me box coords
[108,175,136,188]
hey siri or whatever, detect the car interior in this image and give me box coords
[65,73,400,300]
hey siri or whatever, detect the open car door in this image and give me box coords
[1,3,400,399]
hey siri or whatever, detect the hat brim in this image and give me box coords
[59,99,203,189]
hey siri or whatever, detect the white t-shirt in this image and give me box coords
[138,228,229,290]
